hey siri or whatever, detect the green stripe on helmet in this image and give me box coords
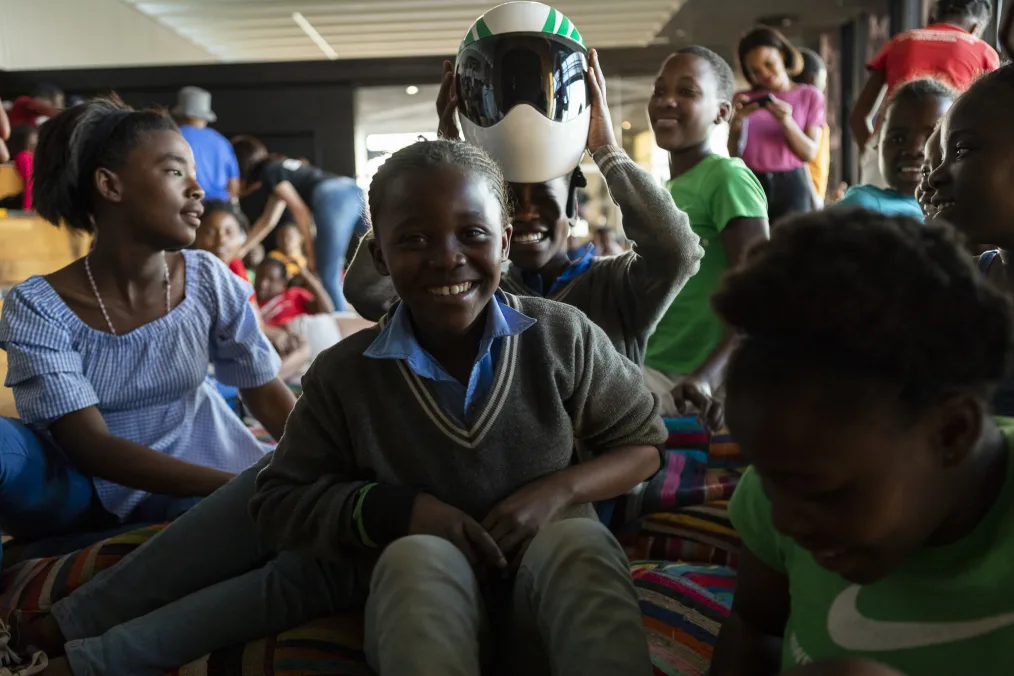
[541,7,558,33]
[558,15,570,38]
[475,17,492,39]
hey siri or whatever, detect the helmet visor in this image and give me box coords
[456,33,588,130]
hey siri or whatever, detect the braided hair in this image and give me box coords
[714,210,1013,414]
[367,139,510,232]
[33,96,178,233]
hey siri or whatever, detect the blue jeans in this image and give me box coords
[311,177,367,311]
[0,417,200,568]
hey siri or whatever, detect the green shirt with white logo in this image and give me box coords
[729,429,1014,675]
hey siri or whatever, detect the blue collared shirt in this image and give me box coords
[522,245,595,296]
[364,293,536,424]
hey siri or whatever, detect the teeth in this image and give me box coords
[515,232,546,244]
[428,282,474,296]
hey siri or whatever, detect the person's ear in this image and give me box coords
[94,167,124,204]
[369,236,391,277]
[968,22,981,37]
[928,394,984,469]
[717,101,732,124]
[501,223,513,261]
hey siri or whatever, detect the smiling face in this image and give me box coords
[370,164,510,340]
[99,129,205,250]
[648,53,729,152]
[879,94,952,197]
[506,177,570,272]
[929,89,1014,249]
[743,46,790,91]
[917,127,943,221]
[727,369,976,585]
[196,210,246,262]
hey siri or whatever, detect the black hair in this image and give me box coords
[6,124,37,157]
[231,135,270,185]
[32,96,179,233]
[714,210,1013,414]
[737,26,803,87]
[958,61,1014,104]
[675,46,736,102]
[32,83,64,102]
[883,78,958,119]
[201,198,249,233]
[929,0,992,27]
[367,139,509,232]
[257,256,288,279]
[793,48,827,86]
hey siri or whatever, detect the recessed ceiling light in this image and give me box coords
[622,120,632,130]
[292,12,338,60]
[406,85,419,95]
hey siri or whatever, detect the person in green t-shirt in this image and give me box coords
[644,46,769,430]
[708,209,1014,676]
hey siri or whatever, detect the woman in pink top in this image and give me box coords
[728,27,826,224]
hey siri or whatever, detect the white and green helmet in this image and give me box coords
[455,2,590,184]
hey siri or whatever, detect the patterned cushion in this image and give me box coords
[633,561,735,676]
[1,528,737,676]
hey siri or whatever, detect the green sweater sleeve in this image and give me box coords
[567,315,668,453]
[592,145,704,337]
[249,359,415,558]
[343,236,398,322]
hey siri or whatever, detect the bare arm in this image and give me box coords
[236,197,286,260]
[240,378,296,442]
[297,266,336,314]
[0,102,10,141]
[273,182,316,268]
[227,177,241,201]
[693,217,768,388]
[710,547,790,676]
[50,407,234,497]
[783,121,821,164]
[849,70,887,154]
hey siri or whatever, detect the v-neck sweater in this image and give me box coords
[250,293,667,564]
[343,145,704,366]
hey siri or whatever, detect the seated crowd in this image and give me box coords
[0,1,1010,674]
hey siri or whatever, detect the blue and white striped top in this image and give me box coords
[0,250,281,519]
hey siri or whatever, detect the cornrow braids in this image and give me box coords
[676,46,736,102]
[367,139,510,232]
[714,210,1013,411]
[33,96,178,233]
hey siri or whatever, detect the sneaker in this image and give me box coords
[0,619,46,676]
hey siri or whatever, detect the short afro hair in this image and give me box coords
[675,46,736,102]
[714,209,1013,412]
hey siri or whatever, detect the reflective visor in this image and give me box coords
[456,33,588,129]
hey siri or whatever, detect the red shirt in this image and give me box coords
[258,287,314,328]
[868,24,1000,100]
[13,151,33,210]
[7,96,60,128]
[227,258,250,283]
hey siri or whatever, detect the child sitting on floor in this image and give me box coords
[709,210,1014,675]
[254,257,333,329]
[267,221,308,278]
[835,79,954,218]
[194,199,254,282]
[30,138,665,676]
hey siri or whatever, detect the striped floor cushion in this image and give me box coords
[1,527,736,676]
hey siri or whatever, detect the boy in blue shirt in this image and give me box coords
[173,87,240,202]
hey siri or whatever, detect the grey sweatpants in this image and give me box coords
[51,459,651,675]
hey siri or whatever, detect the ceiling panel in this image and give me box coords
[122,0,686,62]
